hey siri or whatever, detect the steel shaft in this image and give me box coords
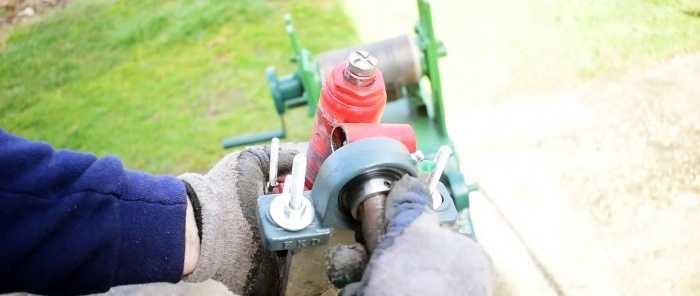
[357,194,386,253]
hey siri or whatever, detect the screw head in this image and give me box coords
[347,50,378,77]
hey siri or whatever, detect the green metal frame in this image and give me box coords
[416,0,447,136]
[283,14,321,116]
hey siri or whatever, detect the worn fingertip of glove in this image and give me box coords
[389,175,431,205]
[385,176,431,224]
[373,176,434,254]
[182,180,203,241]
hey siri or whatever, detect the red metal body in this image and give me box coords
[305,62,387,187]
[331,123,417,153]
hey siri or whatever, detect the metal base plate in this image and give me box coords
[257,192,332,251]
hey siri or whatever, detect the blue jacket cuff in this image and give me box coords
[113,171,187,286]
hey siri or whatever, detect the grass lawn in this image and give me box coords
[0,0,356,173]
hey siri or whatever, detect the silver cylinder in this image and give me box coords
[317,35,422,100]
[358,194,386,253]
[269,137,280,188]
[289,154,307,210]
[427,146,451,209]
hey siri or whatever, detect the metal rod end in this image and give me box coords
[427,145,452,209]
[289,154,307,210]
[268,137,280,188]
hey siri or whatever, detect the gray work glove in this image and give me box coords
[337,175,495,296]
[179,143,305,295]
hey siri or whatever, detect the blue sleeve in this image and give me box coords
[0,129,187,295]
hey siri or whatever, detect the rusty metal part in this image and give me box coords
[317,35,422,101]
[325,244,369,288]
[357,193,386,253]
[338,170,399,254]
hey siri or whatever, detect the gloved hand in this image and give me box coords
[178,143,305,295]
[336,175,495,296]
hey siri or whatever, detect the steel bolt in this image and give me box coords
[289,154,306,210]
[427,145,452,209]
[347,50,378,77]
[268,137,280,189]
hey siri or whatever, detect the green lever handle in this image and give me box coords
[221,129,285,149]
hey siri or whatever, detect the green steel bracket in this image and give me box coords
[267,68,304,115]
[282,14,321,116]
[415,0,448,136]
[266,14,324,117]
[221,117,286,149]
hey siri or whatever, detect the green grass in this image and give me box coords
[553,0,700,78]
[0,0,356,173]
[428,0,700,106]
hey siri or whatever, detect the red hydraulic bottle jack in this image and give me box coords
[305,51,387,188]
